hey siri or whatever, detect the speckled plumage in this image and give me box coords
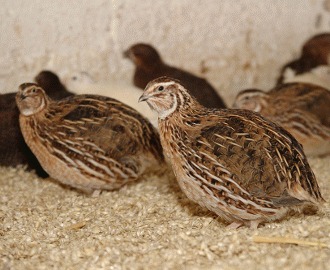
[124,43,226,108]
[139,77,324,228]
[0,71,73,177]
[16,83,164,193]
[233,83,330,157]
[277,33,330,86]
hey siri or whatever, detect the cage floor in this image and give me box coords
[0,155,329,270]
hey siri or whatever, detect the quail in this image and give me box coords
[277,33,330,88]
[16,83,164,193]
[233,83,330,157]
[124,43,226,108]
[0,71,73,177]
[139,77,324,229]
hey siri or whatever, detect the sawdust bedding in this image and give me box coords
[0,155,329,270]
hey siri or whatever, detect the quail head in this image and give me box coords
[16,83,164,193]
[233,83,330,157]
[139,77,324,229]
[124,43,226,108]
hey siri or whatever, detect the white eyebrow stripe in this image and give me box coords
[154,81,176,88]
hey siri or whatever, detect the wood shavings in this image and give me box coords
[0,154,329,269]
[252,235,329,248]
[64,221,87,230]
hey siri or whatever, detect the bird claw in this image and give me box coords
[226,222,243,229]
[226,220,261,229]
[249,220,261,229]
[91,189,101,197]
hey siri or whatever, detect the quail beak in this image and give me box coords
[20,93,26,100]
[138,93,150,103]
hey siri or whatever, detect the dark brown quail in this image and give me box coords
[277,33,330,87]
[16,83,164,193]
[35,70,74,99]
[124,43,226,108]
[139,77,324,229]
[233,83,330,157]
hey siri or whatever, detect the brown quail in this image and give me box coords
[233,83,330,157]
[35,70,74,99]
[16,83,164,193]
[277,33,330,87]
[124,43,226,108]
[139,77,324,229]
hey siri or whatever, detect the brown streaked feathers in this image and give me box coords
[16,83,164,193]
[233,83,330,157]
[139,77,324,228]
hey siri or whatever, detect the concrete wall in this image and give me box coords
[1,0,330,102]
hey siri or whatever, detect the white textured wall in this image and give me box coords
[1,0,330,103]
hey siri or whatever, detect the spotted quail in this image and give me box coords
[124,43,226,108]
[139,77,324,229]
[233,83,330,157]
[16,83,164,193]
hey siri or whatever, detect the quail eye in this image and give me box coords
[32,88,36,93]
[158,86,164,92]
